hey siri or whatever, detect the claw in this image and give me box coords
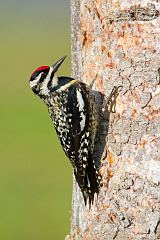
[102,85,122,113]
[89,74,98,89]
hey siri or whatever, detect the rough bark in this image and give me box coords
[68,0,160,239]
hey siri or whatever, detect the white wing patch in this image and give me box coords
[76,89,86,131]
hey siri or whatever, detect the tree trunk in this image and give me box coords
[68,0,160,239]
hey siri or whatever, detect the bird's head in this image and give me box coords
[29,56,66,97]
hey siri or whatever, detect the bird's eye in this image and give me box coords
[41,72,47,78]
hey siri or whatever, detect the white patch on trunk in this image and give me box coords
[76,89,86,131]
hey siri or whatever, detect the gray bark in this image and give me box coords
[67,0,160,239]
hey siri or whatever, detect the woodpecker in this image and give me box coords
[29,56,101,205]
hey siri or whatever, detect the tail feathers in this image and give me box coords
[84,163,101,207]
[82,186,97,208]
[82,187,93,207]
[75,162,101,207]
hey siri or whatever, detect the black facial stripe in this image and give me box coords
[51,71,55,81]
[32,87,39,95]
[39,72,47,83]
[47,76,52,91]
[47,70,57,90]
[30,68,49,82]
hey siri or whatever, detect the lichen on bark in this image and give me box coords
[69,0,160,239]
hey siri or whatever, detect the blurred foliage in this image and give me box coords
[0,1,72,239]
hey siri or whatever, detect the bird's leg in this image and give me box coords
[102,85,122,113]
[89,74,98,89]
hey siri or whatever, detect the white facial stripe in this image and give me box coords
[51,73,59,88]
[40,67,53,96]
[30,73,43,88]
[57,79,77,92]
[76,89,86,131]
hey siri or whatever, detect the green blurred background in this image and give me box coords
[0,1,72,239]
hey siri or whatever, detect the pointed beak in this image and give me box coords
[51,56,66,73]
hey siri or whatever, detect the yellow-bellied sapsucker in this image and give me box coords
[29,56,101,205]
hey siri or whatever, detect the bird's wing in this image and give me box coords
[49,82,92,184]
[49,81,100,204]
[66,83,92,187]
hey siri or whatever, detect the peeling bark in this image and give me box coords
[68,0,160,239]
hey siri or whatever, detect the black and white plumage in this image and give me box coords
[29,56,101,205]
